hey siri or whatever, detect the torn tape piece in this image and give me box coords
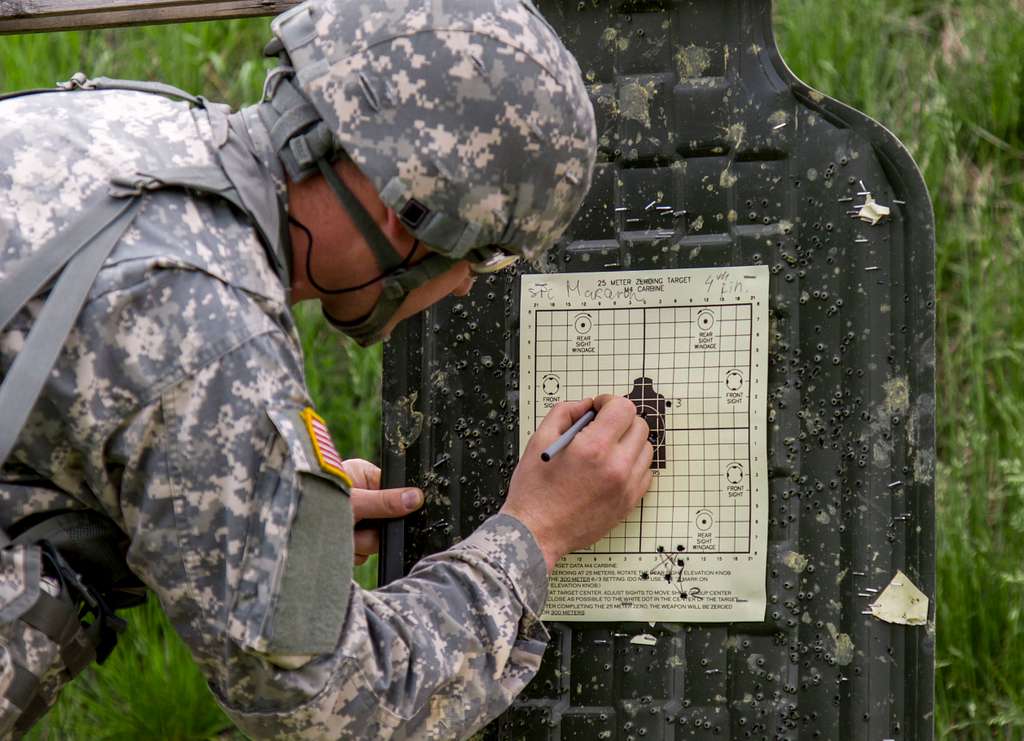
[630,633,658,646]
[868,569,928,625]
[857,195,891,226]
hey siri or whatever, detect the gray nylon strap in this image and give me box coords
[267,82,321,152]
[315,158,406,272]
[394,252,459,290]
[129,166,236,198]
[14,589,95,729]
[316,155,461,345]
[220,113,291,285]
[324,290,399,346]
[256,77,334,181]
[288,123,334,174]
[265,77,303,114]
[325,253,458,345]
[0,198,141,470]
[269,103,320,152]
[14,692,53,736]
[316,157,461,345]
[0,197,134,335]
[0,75,204,108]
[17,575,96,675]
[20,592,82,649]
[108,168,249,222]
[6,662,38,710]
[274,3,318,57]
[87,76,204,107]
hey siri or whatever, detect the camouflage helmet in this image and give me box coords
[266,0,596,267]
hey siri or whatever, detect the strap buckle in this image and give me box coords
[108,175,160,198]
[261,65,296,103]
[57,72,94,91]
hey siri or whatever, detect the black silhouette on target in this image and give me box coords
[627,376,666,469]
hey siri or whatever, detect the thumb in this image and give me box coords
[351,486,424,521]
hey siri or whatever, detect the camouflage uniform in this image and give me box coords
[1,0,598,733]
[0,88,550,738]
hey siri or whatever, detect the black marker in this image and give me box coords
[540,410,597,462]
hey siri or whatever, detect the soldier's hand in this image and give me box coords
[501,396,653,573]
[342,458,424,565]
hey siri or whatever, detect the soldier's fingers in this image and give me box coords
[354,529,379,560]
[350,486,423,522]
[587,395,638,445]
[591,393,621,410]
[628,441,655,487]
[620,415,652,456]
[341,458,381,490]
[633,468,654,503]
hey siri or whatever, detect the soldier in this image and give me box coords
[0,0,653,738]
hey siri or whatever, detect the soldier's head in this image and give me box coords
[258,0,596,346]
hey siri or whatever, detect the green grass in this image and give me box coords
[3,2,1024,737]
[27,600,242,740]
[776,2,1024,736]
[0,20,274,102]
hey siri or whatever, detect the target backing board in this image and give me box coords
[520,266,770,622]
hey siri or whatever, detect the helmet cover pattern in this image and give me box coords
[272,0,597,261]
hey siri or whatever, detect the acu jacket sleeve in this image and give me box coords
[126,326,550,740]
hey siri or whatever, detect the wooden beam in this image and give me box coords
[0,0,302,35]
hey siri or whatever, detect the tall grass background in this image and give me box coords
[1,1,1022,736]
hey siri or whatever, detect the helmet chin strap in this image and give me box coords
[314,157,457,346]
[256,75,460,345]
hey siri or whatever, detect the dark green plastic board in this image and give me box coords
[381,1,936,738]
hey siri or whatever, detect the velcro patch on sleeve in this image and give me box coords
[300,407,353,487]
[229,404,356,658]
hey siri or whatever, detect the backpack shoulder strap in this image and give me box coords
[0,192,143,470]
[0,72,205,107]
